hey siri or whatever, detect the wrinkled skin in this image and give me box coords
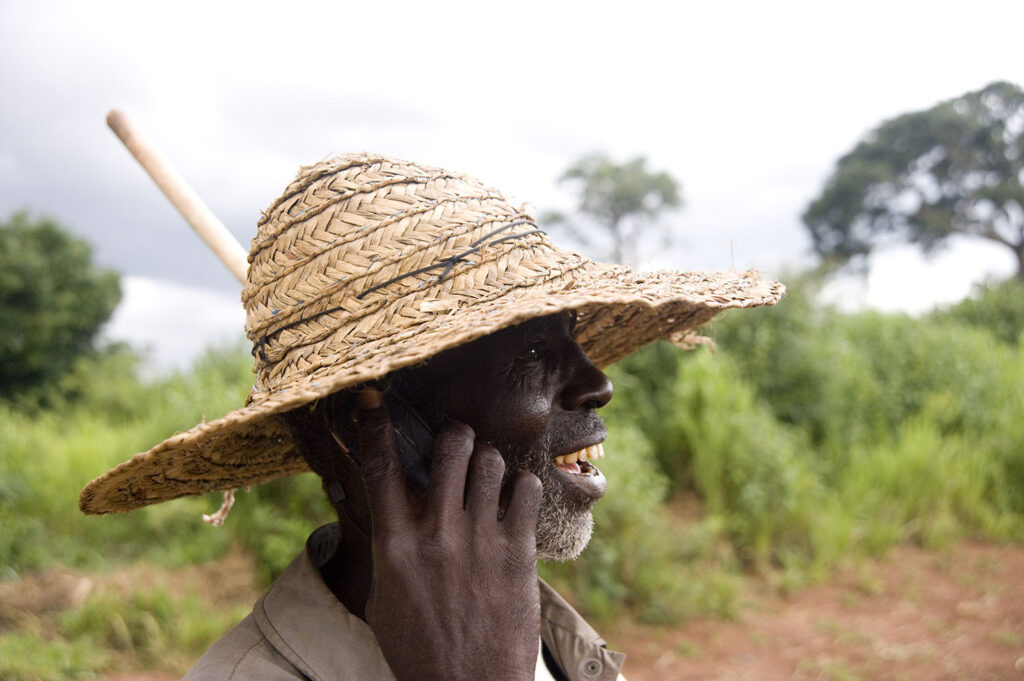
[315,312,614,681]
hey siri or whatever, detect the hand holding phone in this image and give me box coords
[379,391,434,494]
[353,388,542,681]
[326,385,435,494]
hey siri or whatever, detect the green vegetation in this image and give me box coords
[0,344,332,581]
[543,276,1024,621]
[1,274,1022,678]
[1,577,252,681]
[0,213,121,402]
[933,277,1024,346]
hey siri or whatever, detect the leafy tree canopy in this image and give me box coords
[930,277,1024,346]
[546,153,682,264]
[803,81,1024,280]
[0,212,121,400]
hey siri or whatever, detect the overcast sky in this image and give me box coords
[2,0,1021,370]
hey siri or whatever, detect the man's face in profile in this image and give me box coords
[403,312,614,559]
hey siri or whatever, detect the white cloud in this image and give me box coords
[864,240,1017,314]
[5,0,1024,368]
[102,276,246,372]
[821,238,1017,315]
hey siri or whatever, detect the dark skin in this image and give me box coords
[294,312,614,681]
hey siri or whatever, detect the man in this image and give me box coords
[80,154,782,680]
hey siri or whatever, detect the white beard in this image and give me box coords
[534,473,595,561]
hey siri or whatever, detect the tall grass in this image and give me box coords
[1,578,253,681]
[0,345,331,581]
[2,275,1022,669]
[547,278,1024,623]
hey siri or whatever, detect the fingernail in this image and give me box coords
[357,387,381,410]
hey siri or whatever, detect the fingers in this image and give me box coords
[356,388,412,532]
[499,471,542,536]
[421,421,476,519]
[423,424,535,536]
[358,394,542,545]
[463,444,506,519]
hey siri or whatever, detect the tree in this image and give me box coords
[0,212,121,400]
[804,81,1024,281]
[545,153,682,264]
[931,277,1024,346]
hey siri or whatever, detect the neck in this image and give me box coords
[319,509,374,621]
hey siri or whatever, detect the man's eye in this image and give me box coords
[516,346,541,362]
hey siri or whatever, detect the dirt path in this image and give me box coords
[32,542,1021,680]
[606,543,1024,681]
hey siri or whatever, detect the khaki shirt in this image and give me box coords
[184,525,626,681]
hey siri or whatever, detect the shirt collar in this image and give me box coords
[252,525,396,681]
[538,580,626,681]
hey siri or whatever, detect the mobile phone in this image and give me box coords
[327,386,435,494]
[383,390,434,494]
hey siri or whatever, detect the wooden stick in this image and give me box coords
[106,109,249,285]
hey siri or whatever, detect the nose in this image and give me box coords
[562,344,614,411]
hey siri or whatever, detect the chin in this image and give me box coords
[535,501,595,561]
[503,436,602,561]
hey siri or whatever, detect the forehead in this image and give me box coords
[395,312,569,385]
[449,312,570,356]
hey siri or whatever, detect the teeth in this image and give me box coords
[553,443,605,465]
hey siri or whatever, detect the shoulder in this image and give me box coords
[182,613,308,681]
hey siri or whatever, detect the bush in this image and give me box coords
[712,277,1024,470]
[839,413,1023,554]
[4,272,1023,647]
[706,276,1024,553]
[0,344,332,582]
[932,277,1024,346]
[612,345,823,570]
[605,287,1024,578]
[0,629,108,681]
[0,573,254,680]
[0,212,121,401]
[59,586,250,669]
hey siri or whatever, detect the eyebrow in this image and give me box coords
[519,312,571,343]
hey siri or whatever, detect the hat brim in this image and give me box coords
[79,264,782,514]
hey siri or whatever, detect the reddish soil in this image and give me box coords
[0,548,258,629]
[8,543,1022,680]
[606,542,1024,681]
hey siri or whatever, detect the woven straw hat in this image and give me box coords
[79,153,783,515]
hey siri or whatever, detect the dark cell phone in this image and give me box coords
[329,386,435,494]
[383,391,435,494]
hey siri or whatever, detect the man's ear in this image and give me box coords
[281,399,369,526]
[321,390,361,459]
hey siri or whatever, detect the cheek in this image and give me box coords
[430,364,555,449]
[483,392,552,446]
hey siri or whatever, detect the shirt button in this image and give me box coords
[581,658,602,677]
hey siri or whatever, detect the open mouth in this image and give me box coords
[552,443,604,476]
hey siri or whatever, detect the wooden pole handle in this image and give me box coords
[106,109,249,286]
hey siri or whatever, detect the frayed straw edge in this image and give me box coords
[202,489,236,527]
[670,332,715,353]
